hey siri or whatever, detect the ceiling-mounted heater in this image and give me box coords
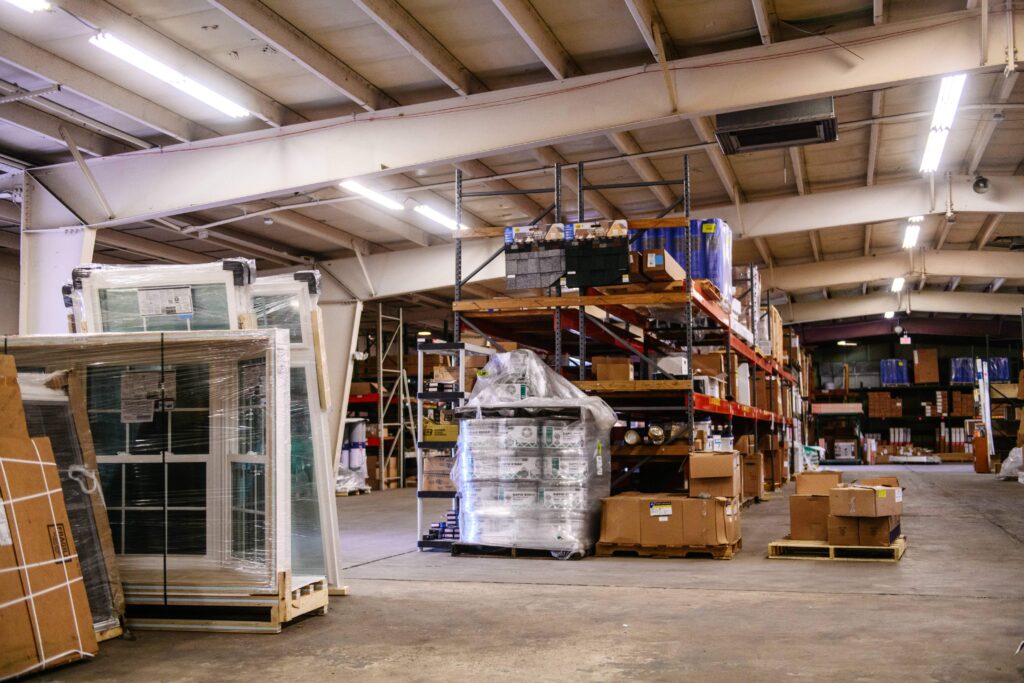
[714,97,837,155]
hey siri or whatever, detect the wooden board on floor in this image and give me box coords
[595,539,741,560]
[767,536,906,562]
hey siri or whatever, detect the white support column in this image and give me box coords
[19,174,95,334]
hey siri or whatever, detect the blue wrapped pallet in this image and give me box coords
[987,357,1010,382]
[627,219,733,304]
[880,359,910,386]
[950,357,974,384]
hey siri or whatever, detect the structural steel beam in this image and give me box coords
[95,230,212,264]
[762,249,1024,291]
[752,0,778,44]
[623,0,677,61]
[492,0,581,79]
[24,10,1022,230]
[790,146,806,195]
[0,100,132,157]
[209,0,397,111]
[965,71,1018,174]
[972,212,1004,250]
[351,0,486,96]
[453,159,548,221]
[866,91,883,185]
[607,131,675,208]
[780,290,1024,323]
[0,27,215,142]
[531,146,621,219]
[52,0,302,127]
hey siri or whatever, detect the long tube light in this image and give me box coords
[919,74,966,173]
[89,32,249,119]
[884,311,895,319]
[902,223,920,249]
[414,204,467,231]
[3,0,50,12]
[891,277,905,292]
[339,180,403,211]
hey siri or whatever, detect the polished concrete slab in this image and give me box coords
[40,464,1024,681]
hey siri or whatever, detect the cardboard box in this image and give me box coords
[422,421,459,442]
[913,348,940,384]
[790,494,830,541]
[689,451,742,499]
[829,485,903,517]
[592,356,634,382]
[640,249,686,282]
[741,452,764,501]
[858,516,901,546]
[628,251,648,283]
[735,435,755,457]
[795,470,843,495]
[420,456,456,491]
[691,352,726,377]
[827,515,859,545]
[432,365,458,383]
[599,493,740,547]
[859,476,901,488]
[349,381,377,396]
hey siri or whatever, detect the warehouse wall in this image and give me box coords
[0,252,17,334]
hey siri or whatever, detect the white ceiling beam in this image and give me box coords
[789,146,806,195]
[607,131,675,208]
[328,198,435,247]
[0,152,31,174]
[781,290,1024,323]
[492,0,580,80]
[0,230,19,251]
[754,237,774,267]
[752,0,777,44]
[454,159,548,222]
[350,0,486,96]
[0,27,215,143]
[965,71,1019,175]
[692,116,743,204]
[25,10,1018,229]
[864,224,873,256]
[934,217,954,250]
[95,229,213,264]
[947,275,962,291]
[990,277,1005,293]
[52,0,302,127]
[873,0,885,25]
[972,212,1004,250]
[0,100,132,157]
[208,0,397,111]
[259,208,373,254]
[762,249,1024,291]
[623,0,677,61]
[808,230,821,261]
[866,91,883,185]
[531,146,622,220]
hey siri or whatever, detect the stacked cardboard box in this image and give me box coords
[688,451,742,499]
[951,391,974,417]
[867,392,903,417]
[913,348,940,384]
[592,356,634,381]
[788,471,843,541]
[827,482,903,547]
[598,493,741,549]
[0,356,98,679]
[420,455,456,492]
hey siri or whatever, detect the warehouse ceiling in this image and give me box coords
[0,0,1022,326]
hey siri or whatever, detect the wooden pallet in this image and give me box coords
[124,573,329,634]
[767,536,907,563]
[336,487,371,496]
[594,538,742,560]
[451,543,587,560]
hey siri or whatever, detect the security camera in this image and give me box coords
[972,175,990,194]
[894,324,904,335]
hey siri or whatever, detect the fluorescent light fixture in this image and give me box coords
[837,340,857,347]
[89,32,250,118]
[908,215,924,223]
[3,0,50,12]
[884,311,895,319]
[902,223,920,249]
[417,330,431,337]
[919,74,966,173]
[339,180,403,211]
[414,203,467,231]
[891,277,905,292]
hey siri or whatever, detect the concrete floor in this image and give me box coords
[41,464,1024,682]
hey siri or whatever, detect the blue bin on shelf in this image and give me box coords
[987,357,1010,382]
[880,359,910,386]
[950,357,974,384]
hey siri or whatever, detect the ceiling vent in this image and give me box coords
[714,97,837,155]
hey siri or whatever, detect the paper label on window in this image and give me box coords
[121,371,176,423]
[138,286,193,317]
[895,488,903,503]
[649,502,673,517]
[0,493,11,546]
[120,398,155,423]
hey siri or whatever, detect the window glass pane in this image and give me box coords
[238,360,266,455]
[288,368,325,574]
[108,519,123,554]
[89,412,125,456]
[171,411,209,454]
[191,284,231,330]
[98,463,123,508]
[129,418,167,455]
[87,366,122,409]
[253,294,302,343]
[123,510,164,554]
[124,463,164,507]
[99,289,144,332]
[231,463,266,562]
[167,510,206,555]
[174,364,209,408]
[167,462,206,508]
[145,314,189,331]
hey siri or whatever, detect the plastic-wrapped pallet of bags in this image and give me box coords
[453,350,615,558]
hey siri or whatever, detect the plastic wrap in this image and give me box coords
[950,357,974,384]
[68,259,256,334]
[987,357,1010,382]
[996,447,1022,480]
[732,264,760,333]
[454,350,614,555]
[880,359,910,386]
[2,330,293,603]
[692,218,733,304]
[337,420,369,492]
